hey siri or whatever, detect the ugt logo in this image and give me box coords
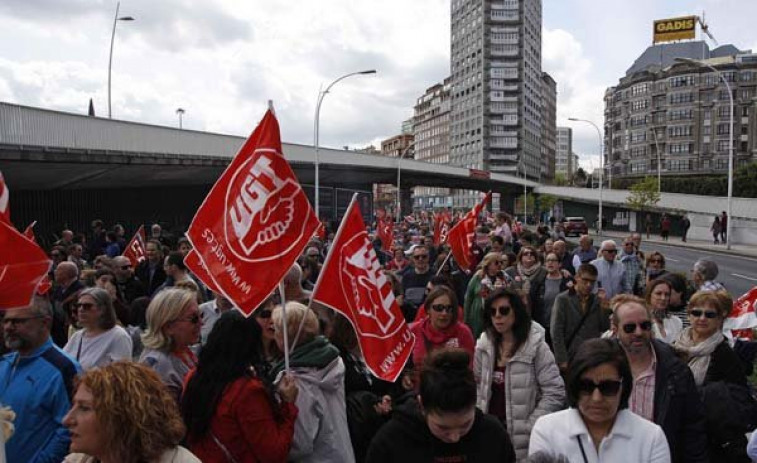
[224,149,313,262]
[338,232,404,339]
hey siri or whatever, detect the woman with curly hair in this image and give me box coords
[62,361,200,463]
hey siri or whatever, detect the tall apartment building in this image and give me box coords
[449,0,543,208]
[413,78,453,209]
[541,72,557,182]
[571,152,579,177]
[374,134,415,212]
[555,126,572,178]
[604,41,757,180]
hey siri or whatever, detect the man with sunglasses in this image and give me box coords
[611,296,708,463]
[0,296,82,463]
[591,240,630,301]
[112,256,147,305]
[401,245,434,309]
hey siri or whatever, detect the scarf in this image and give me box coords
[420,318,460,346]
[620,251,638,264]
[673,328,724,386]
[269,335,340,379]
[516,263,541,293]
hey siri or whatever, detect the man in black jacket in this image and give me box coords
[612,295,708,463]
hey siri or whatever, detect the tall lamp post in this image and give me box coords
[569,117,604,235]
[313,69,377,220]
[396,142,415,223]
[520,159,528,224]
[675,57,734,249]
[108,1,134,119]
[176,108,185,129]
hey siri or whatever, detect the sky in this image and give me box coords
[1,0,756,172]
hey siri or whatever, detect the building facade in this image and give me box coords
[541,72,557,182]
[374,134,415,213]
[556,126,572,178]
[604,41,757,181]
[449,0,543,208]
[413,78,453,209]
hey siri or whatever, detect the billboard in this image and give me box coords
[653,16,697,44]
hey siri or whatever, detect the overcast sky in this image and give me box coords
[1,0,756,172]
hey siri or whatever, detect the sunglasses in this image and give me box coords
[622,320,653,334]
[75,302,96,311]
[413,254,429,260]
[177,314,201,325]
[689,309,719,319]
[577,379,622,397]
[430,304,455,313]
[257,309,273,319]
[604,249,618,254]
[489,305,512,317]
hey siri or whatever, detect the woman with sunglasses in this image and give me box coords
[645,279,682,344]
[672,290,751,462]
[253,296,280,376]
[64,287,133,371]
[182,310,299,463]
[505,246,547,313]
[412,286,475,371]
[474,288,564,460]
[645,252,668,290]
[140,288,202,402]
[464,252,511,339]
[529,338,670,462]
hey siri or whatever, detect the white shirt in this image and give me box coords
[199,300,221,344]
[64,325,133,371]
[529,408,670,463]
[652,316,683,344]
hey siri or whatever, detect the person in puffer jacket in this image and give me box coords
[269,302,355,463]
[474,288,565,461]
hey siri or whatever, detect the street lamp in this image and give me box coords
[568,117,604,235]
[396,142,415,223]
[107,1,134,119]
[176,108,185,129]
[675,57,734,249]
[520,159,528,224]
[313,69,377,220]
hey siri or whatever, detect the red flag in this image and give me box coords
[311,195,414,382]
[184,249,222,294]
[377,216,393,252]
[725,287,757,339]
[122,225,147,269]
[186,110,318,316]
[433,211,451,246]
[0,220,52,310]
[23,221,37,242]
[0,171,9,225]
[447,192,490,272]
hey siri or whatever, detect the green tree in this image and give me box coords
[626,176,661,211]
[553,173,568,186]
[515,192,536,216]
[537,194,558,214]
[735,161,757,198]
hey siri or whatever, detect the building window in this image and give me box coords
[669,92,694,104]
[669,75,695,88]
[669,143,691,154]
[668,125,692,138]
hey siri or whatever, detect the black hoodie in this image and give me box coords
[365,399,515,463]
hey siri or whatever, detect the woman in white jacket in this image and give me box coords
[474,288,565,461]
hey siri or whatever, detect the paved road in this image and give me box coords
[617,239,757,298]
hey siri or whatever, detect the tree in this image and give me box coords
[553,173,568,186]
[515,192,536,216]
[626,176,661,211]
[735,161,757,198]
[573,168,587,187]
[537,194,558,214]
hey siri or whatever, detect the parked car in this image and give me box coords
[562,217,588,236]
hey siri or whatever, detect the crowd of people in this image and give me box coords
[1,211,756,463]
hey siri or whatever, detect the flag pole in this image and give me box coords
[435,252,453,276]
[278,281,290,372]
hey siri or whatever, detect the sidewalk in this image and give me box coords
[595,230,757,259]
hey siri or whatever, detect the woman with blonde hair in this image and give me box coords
[139,288,202,402]
[464,252,511,339]
[269,302,354,462]
[64,287,132,371]
[62,361,199,463]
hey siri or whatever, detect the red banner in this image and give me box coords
[447,192,490,272]
[122,225,147,269]
[312,195,414,382]
[184,249,222,294]
[23,221,37,242]
[186,109,318,316]
[725,286,757,339]
[377,216,394,252]
[0,171,9,225]
[0,220,52,310]
[433,210,451,246]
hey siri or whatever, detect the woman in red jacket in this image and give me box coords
[182,310,299,462]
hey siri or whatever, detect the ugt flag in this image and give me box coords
[184,249,222,295]
[433,210,451,246]
[724,287,757,339]
[447,191,490,272]
[311,194,414,382]
[122,225,147,269]
[0,219,52,309]
[0,171,9,225]
[186,109,319,316]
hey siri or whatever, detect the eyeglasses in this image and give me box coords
[489,305,512,317]
[577,379,622,397]
[2,315,45,326]
[176,314,201,325]
[689,309,719,319]
[603,249,618,254]
[257,309,273,319]
[75,302,96,311]
[622,320,653,334]
[430,304,455,313]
